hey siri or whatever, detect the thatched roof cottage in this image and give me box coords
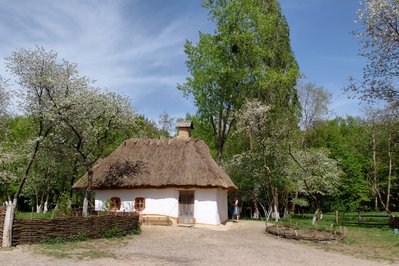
[73,121,237,225]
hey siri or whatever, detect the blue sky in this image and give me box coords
[0,0,366,122]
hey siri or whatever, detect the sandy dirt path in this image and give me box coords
[0,220,395,266]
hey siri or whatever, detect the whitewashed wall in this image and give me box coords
[94,188,228,225]
[94,188,179,217]
[217,189,228,223]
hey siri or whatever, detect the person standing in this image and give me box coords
[233,198,239,222]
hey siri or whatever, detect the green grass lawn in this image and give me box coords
[267,212,399,263]
[15,211,54,219]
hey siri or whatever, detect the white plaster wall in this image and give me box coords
[217,189,228,223]
[94,189,179,217]
[194,189,220,225]
[94,188,229,225]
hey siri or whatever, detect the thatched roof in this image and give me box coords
[73,138,237,191]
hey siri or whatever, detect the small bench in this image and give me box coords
[140,216,173,226]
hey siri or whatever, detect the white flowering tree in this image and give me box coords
[288,148,340,222]
[52,88,135,216]
[0,77,12,202]
[349,0,399,103]
[0,146,19,204]
[229,100,298,221]
[0,76,10,123]
[5,47,68,206]
[5,47,136,214]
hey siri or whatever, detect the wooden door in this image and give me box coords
[178,191,194,224]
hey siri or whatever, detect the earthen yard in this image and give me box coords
[0,220,394,265]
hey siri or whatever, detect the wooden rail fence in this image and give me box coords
[340,212,390,226]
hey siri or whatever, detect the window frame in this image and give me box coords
[110,197,121,211]
[134,197,145,211]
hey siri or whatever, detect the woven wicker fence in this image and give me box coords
[12,212,139,246]
[0,207,6,244]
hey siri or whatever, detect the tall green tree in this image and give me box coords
[179,0,300,163]
[306,117,371,211]
[365,106,399,213]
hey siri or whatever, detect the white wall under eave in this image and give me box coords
[194,189,228,225]
[94,188,229,225]
[217,189,228,223]
[94,189,179,217]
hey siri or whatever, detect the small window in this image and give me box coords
[110,197,121,211]
[135,197,145,211]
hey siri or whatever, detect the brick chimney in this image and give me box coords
[175,120,193,139]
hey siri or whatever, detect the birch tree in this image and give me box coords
[365,106,399,213]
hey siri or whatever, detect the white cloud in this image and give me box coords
[0,0,206,121]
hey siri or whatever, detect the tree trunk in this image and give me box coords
[13,157,36,208]
[253,200,260,219]
[267,206,272,221]
[82,168,93,217]
[12,126,49,207]
[215,138,224,165]
[82,197,89,217]
[69,159,79,198]
[386,146,392,212]
[372,131,379,211]
[284,192,289,217]
[44,200,48,213]
[291,191,298,212]
[273,189,280,221]
[273,205,280,222]
[259,202,268,219]
[2,205,15,248]
[312,209,319,225]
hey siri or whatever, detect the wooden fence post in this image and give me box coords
[2,205,15,248]
[335,211,339,224]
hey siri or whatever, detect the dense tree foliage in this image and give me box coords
[179,0,300,163]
